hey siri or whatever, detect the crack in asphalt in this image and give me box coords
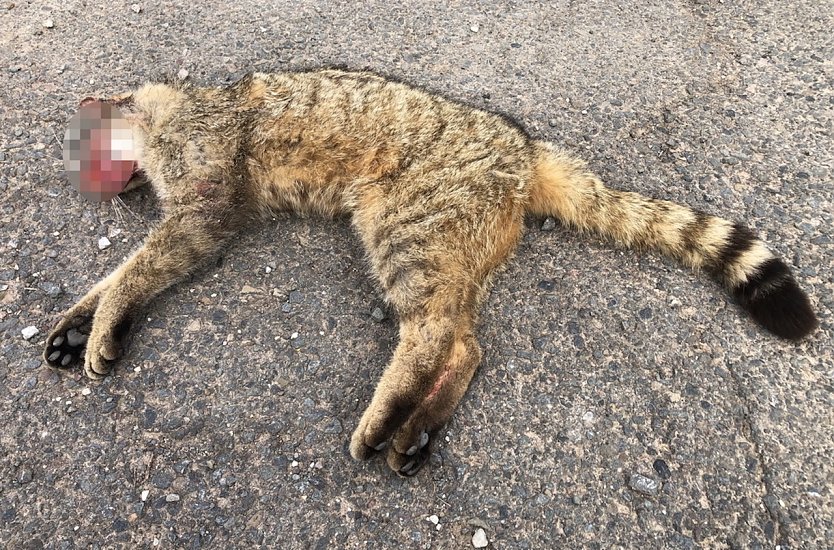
[725,360,790,546]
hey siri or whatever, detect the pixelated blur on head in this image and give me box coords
[63,100,137,202]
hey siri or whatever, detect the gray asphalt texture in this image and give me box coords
[1,1,832,548]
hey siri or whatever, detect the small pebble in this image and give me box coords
[43,19,54,28]
[22,326,39,340]
[371,307,386,322]
[18,468,33,484]
[140,490,149,502]
[165,494,180,502]
[537,280,555,291]
[541,217,556,231]
[81,388,91,396]
[39,282,61,297]
[322,418,342,434]
[472,528,488,548]
[653,458,671,480]
[427,514,439,525]
[177,68,189,80]
[629,473,660,496]
[131,3,141,13]
[98,236,111,250]
[470,23,480,32]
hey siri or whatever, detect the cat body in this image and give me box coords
[44,69,817,475]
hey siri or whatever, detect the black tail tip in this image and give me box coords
[733,258,818,341]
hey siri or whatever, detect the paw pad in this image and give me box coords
[44,328,88,368]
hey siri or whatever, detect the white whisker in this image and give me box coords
[111,197,125,224]
[115,195,143,222]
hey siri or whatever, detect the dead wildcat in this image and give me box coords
[44,69,818,476]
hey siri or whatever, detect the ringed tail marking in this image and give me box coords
[527,141,818,340]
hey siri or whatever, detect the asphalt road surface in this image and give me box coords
[1,1,831,548]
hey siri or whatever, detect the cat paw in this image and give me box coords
[43,316,91,368]
[349,397,417,460]
[83,330,123,380]
[387,431,432,477]
[349,424,390,460]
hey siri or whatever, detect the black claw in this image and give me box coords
[404,431,430,457]
[398,454,428,477]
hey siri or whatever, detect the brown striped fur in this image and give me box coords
[44,69,817,476]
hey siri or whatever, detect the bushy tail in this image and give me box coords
[526,141,818,340]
